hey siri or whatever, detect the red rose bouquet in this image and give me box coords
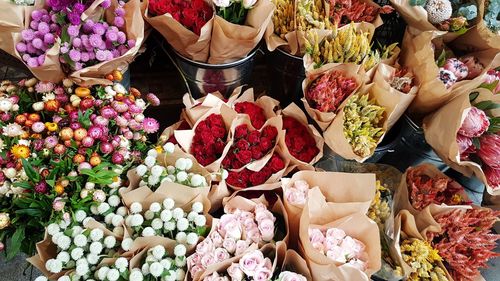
[227,87,280,129]
[226,152,286,188]
[234,102,267,129]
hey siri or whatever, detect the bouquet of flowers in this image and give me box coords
[400,239,450,281]
[275,249,312,281]
[436,55,484,88]
[424,89,500,195]
[214,0,257,24]
[483,68,500,94]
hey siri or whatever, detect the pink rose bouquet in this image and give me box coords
[284,180,309,206]
[203,249,274,281]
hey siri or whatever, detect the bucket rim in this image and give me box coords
[172,45,260,68]
[276,47,304,61]
[403,113,422,131]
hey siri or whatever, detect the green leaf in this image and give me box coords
[12,181,32,189]
[472,137,481,150]
[21,159,40,183]
[474,100,500,111]
[469,91,480,102]
[436,50,447,67]
[479,80,499,92]
[6,226,25,260]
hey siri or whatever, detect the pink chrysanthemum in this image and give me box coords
[142,118,159,134]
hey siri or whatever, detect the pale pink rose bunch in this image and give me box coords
[203,250,274,281]
[284,180,309,206]
[308,227,368,271]
[188,203,276,277]
[277,271,307,281]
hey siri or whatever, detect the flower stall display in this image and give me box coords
[424,88,500,195]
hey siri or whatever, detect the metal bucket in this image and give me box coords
[166,47,259,98]
[266,48,305,105]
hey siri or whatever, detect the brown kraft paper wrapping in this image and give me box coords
[0,2,28,56]
[157,118,190,145]
[323,82,406,162]
[423,88,500,195]
[226,87,281,120]
[299,203,381,281]
[208,0,274,64]
[182,91,227,126]
[142,0,213,62]
[281,103,324,171]
[302,63,365,131]
[278,249,313,280]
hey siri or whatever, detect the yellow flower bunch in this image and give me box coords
[368,180,391,228]
[296,0,332,31]
[272,0,295,39]
[363,42,399,71]
[401,239,449,281]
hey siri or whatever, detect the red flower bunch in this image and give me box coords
[191,114,228,166]
[148,0,213,35]
[222,124,278,169]
[328,0,393,25]
[427,209,500,281]
[406,166,470,210]
[234,102,266,129]
[306,70,358,113]
[226,152,285,188]
[283,116,319,163]
[167,121,191,145]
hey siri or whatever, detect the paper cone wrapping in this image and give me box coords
[302,63,365,131]
[423,88,500,195]
[299,201,381,280]
[372,63,418,128]
[363,45,402,84]
[208,0,274,64]
[226,87,281,121]
[278,249,313,280]
[0,2,27,56]
[280,103,324,171]
[142,0,213,62]
[400,28,500,115]
[157,117,191,145]
[182,91,227,126]
[207,180,231,212]
[161,145,213,188]
[175,104,238,172]
[324,82,405,162]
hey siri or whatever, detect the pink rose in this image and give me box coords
[261,257,272,271]
[278,271,307,281]
[478,134,500,169]
[340,236,365,259]
[239,250,265,277]
[293,180,310,192]
[210,231,224,248]
[255,210,275,223]
[326,228,346,240]
[285,188,307,205]
[219,214,242,240]
[190,265,204,277]
[200,253,217,268]
[236,210,254,223]
[254,267,273,281]
[326,245,347,263]
[308,228,325,245]
[258,218,275,242]
[254,203,267,214]
[458,107,490,138]
[323,236,341,251]
[196,239,215,255]
[222,237,236,253]
[243,218,257,230]
[235,240,249,256]
[214,248,230,262]
[246,227,262,244]
[188,253,201,267]
[227,263,244,281]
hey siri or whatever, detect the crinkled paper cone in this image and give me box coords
[208,180,231,212]
[423,88,500,195]
[158,118,190,145]
[182,91,226,126]
[279,249,313,280]
[142,0,213,62]
[302,63,364,131]
[324,82,404,162]
[69,0,144,86]
[281,171,376,249]
[299,202,381,281]
[372,63,418,128]
[0,2,27,56]
[175,104,238,172]
[401,29,500,115]
[280,103,324,171]
[208,0,274,64]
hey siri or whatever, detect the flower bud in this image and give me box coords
[458,107,490,137]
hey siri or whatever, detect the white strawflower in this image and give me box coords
[131,214,144,227]
[194,215,207,227]
[90,241,103,254]
[186,233,199,245]
[160,209,172,222]
[144,210,155,220]
[73,234,88,247]
[130,202,143,214]
[176,232,187,244]
[71,226,83,237]
[57,251,70,264]
[116,206,127,217]
[150,165,163,177]
[90,229,104,241]
[90,205,99,215]
[76,258,88,266]
[111,214,124,227]
[34,277,48,281]
[130,269,144,281]
[148,175,160,186]
[75,210,87,222]
[149,202,161,213]
[97,202,110,214]
[142,227,155,237]
[108,195,121,207]
[164,221,176,231]
[174,159,187,170]
[187,211,198,221]
[176,269,185,281]
[106,268,120,281]
[172,208,184,220]
[115,257,128,272]
[104,213,115,225]
[176,171,188,182]
[174,244,186,257]
[163,198,175,210]
[125,215,133,227]
[97,266,110,280]
[113,226,124,237]
[141,263,150,275]
[136,165,148,177]
[104,236,116,249]
[59,219,70,229]
[86,253,99,265]
[151,218,163,230]
[149,262,163,277]
[48,259,62,273]
[176,218,189,231]
[175,256,186,267]
[47,223,60,235]
[147,149,158,158]
[166,166,175,175]
[57,276,70,281]
[51,232,63,245]
[167,175,176,182]
[163,142,175,154]
[71,247,84,260]
[192,202,203,213]
[85,182,95,190]
[144,156,156,168]
[76,263,89,276]
[121,238,133,251]
[168,270,178,281]
[145,255,157,263]
[152,245,166,260]
[190,174,204,187]
[57,235,71,250]
[184,158,193,170]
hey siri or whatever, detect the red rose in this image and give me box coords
[234,124,249,139]
[251,146,263,159]
[195,121,209,134]
[236,139,250,151]
[259,137,273,151]
[200,131,214,145]
[235,102,266,129]
[214,140,226,154]
[235,150,252,165]
[212,127,227,139]
[269,155,285,172]
[248,130,260,145]
[222,153,233,167]
[231,159,244,169]
[249,171,268,186]
[208,114,225,128]
[261,125,278,139]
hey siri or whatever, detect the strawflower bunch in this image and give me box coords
[226,152,286,188]
[187,203,277,277]
[222,124,278,170]
[283,180,309,206]
[283,117,320,163]
[305,70,358,113]
[234,101,267,129]
[484,0,500,32]
[202,249,274,281]
[308,227,368,271]
[390,67,415,94]
[214,0,257,25]
[367,181,391,228]
[409,0,477,32]
[135,145,208,190]
[190,113,228,166]
[342,93,385,158]
[437,55,484,88]
[0,76,160,258]
[400,239,449,281]
[124,199,208,244]
[271,0,294,39]
[406,166,470,210]
[426,208,500,281]
[148,0,213,35]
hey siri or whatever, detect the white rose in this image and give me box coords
[164,221,176,231]
[115,257,128,272]
[192,202,203,213]
[160,209,172,222]
[130,269,144,281]
[213,0,231,8]
[150,165,164,177]
[142,227,155,237]
[194,215,207,227]
[57,276,70,281]
[174,244,186,257]
[97,266,110,280]
[172,208,184,220]
[149,262,163,277]
[86,253,99,265]
[121,238,133,251]
[149,202,161,213]
[151,218,163,230]
[160,258,172,270]
[56,251,70,264]
[189,174,204,187]
[186,233,199,245]
[174,159,187,171]
[76,263,89,276]
[175,232,187,244]
[106,268,120,281]
[104,213,114,225]
[57,235,71,250]
[131,214,144,227]
[141,263,150,275]
[176,218,189,232]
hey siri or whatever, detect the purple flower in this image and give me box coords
[41,15,50,23]
[95,50,107,62]
[74,3,86,14]
[112,101,129,113]
[80,52,90,62]
[35,180,48,194]
[27,57,39,68]
[94,116,109,127]
[128,120,142,131]
[89,34,103,48]
[143,118,159,134]
[38,22,50,34]
[119,1,125,6]
[117,31,126,44]
[105,30,118,42]
[146,93,160,106]
[114,17,125,28]
[22,54,30,62]
[88,52,96,60]
[21,29,35,41]
[33,139,44,151]
[101,0,111,8]
[26,43,37,54]
[92,23,106,36]
[69,49,81,62]
[115,7,125,17]
[35,81,54,93]
[50,23,59,32]
[31,10,43,22]
[44,33,55,45]
[127,39,135,48]
[32,38,43,49]
[16,43,27,53]
[60,45,69,54]
[83,19,94,33]
[68,12,81,25]
[37,55,45,65]
[30,20,39,30]
[100,106,117,119]
[74,62,83,70]
[72,37,82,48]
[44,136,58,149]
[67,25,80,37]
